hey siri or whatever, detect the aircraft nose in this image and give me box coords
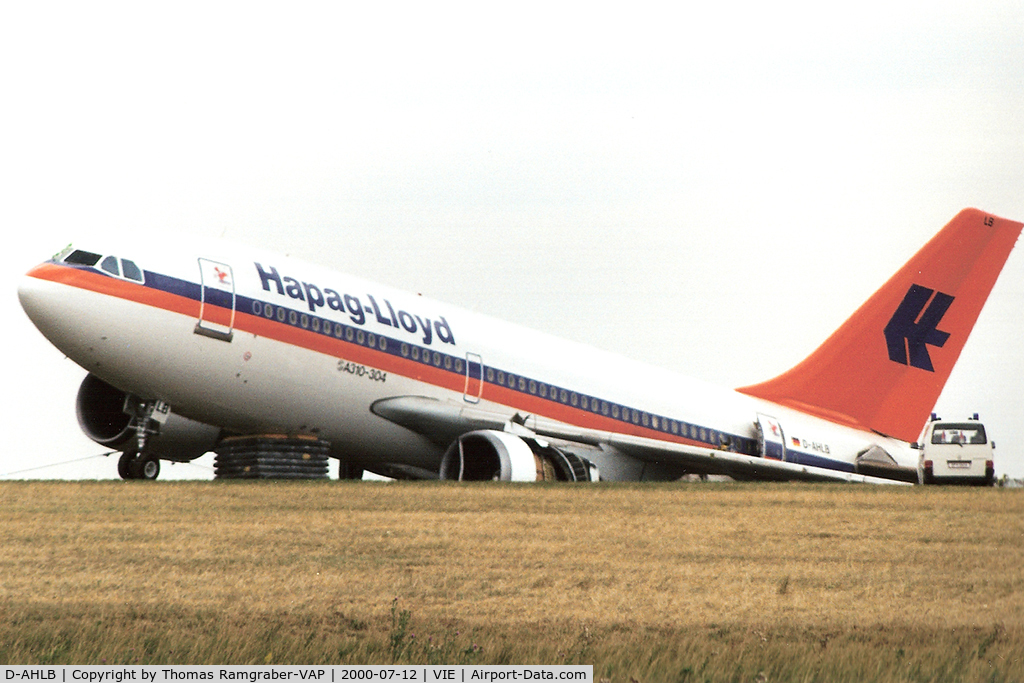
[20,263,115,372]
[19,265,69,342]
[19,268,47,320]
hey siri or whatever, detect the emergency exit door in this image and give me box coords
[463,353,483,403]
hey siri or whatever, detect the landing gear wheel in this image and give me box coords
[120,453,160,480]
[338,462,364,480]
[118,452,136,480]
[130,456,161,481]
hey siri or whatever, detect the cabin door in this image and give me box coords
[194,258,236,342]
[756,413,787,461]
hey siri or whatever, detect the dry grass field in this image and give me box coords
[0,480,1022,682]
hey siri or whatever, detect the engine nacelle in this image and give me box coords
[439,430,594,481]
[76,374,221,462]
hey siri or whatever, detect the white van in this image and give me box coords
[917,415,995,486]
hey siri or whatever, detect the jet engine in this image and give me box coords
[76,373,222,464]
[439,430,595,481]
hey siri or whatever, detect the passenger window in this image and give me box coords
[100,255,120,277]
[121,259,143,282]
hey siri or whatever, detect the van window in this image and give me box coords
[931,423,987,445]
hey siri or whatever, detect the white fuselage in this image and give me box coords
[19,238,916,480]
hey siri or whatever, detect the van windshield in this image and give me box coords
[931,423,987,445]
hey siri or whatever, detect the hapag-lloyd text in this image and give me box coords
[255,264,455,346]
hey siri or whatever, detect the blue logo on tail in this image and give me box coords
[884,284,954,372]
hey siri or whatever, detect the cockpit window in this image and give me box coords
[61,248,144,284]
[121,259,143,282]
[100,255,120,277]
[64,250,103,266]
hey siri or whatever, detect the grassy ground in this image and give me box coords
[0,481,1021,681]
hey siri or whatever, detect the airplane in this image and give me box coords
[17,209,1023,483]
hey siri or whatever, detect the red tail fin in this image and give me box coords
[737,209,1022,442]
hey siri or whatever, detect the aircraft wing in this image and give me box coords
[370,395,910,485]
[602,432,910,484]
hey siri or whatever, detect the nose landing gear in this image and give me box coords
[117,399,169,480]
[117,451,161,480]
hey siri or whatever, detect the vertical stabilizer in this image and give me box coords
[737,209,1022,442]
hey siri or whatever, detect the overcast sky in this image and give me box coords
[2,1,1022,480]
